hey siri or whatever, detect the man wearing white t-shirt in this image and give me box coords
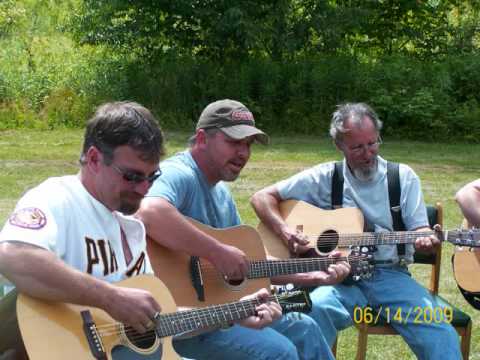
[0,101,281,359]
[0,101,165,358]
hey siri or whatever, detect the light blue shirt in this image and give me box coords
[276,156,428,264]
[147,151,241,228]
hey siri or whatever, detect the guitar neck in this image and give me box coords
[337,230,436,247]
[247,257,354,278]
[155,295,274,337]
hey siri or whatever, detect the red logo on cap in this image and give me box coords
[231,111,254,122]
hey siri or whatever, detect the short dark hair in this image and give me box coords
[80,101,165,165]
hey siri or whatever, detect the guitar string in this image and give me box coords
[95,297,281,340]
[278,231,437,247]
[191,256,370,280]
[95,296,276,334]
[83,230,474,346]
[92,231,442,342]
[91,255,365,338]
[98,241,373,339]
[291,230,478,244]
[113,295,287,342]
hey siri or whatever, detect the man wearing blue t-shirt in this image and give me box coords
[137,99,349,360]
[251,102,461,360]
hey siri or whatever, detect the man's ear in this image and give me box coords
[196,129,208,148]
[85,146,102,173]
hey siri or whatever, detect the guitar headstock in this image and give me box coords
[447,229,480,248]
[276,290,312,314]
[348,250,375,280]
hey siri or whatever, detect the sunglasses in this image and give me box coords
[111,163,162,184]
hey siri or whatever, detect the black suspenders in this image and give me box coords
[331,161,344,209]
[331,161,406,255]
[386,162,406,255]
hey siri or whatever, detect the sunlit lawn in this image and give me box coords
[0,129,478,359]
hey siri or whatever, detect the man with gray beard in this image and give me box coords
[251,102,461,359]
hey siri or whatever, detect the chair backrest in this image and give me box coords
[412,202,442,294]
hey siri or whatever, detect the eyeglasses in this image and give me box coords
[111,164,162,184]
[346,137,383,155]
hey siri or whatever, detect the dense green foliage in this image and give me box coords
[0,0,479,141]
[120,54,480,141]
[72,0,477,60]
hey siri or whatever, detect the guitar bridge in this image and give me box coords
[81,310,107,360]
[190,256,205,301]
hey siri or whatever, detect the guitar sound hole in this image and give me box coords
[226,277,245,286]
[124,327,157,349]
[317,230,338,253]
[111,337,162,359]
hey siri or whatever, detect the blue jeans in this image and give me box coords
[173,311,333,360]
[308,266,461,360]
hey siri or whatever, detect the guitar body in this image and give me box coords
[147,219,270,307]
[453,247,480,293]
[16,275,179,360]
[257,199,364,258]
[451,218,480,310]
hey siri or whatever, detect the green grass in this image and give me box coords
[0,129,479,359]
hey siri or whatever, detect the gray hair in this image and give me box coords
[329,103,383,142]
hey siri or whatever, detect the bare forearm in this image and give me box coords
[138,197,249,279]
[456,181,480,227]
[138,198,223,258]
[250,187,286,236]
[0,242,114,309]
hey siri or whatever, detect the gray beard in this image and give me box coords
[352,159,378,182]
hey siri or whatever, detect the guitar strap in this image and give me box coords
[331,160,406,255]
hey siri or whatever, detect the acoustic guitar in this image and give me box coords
[257,200,480,259]
[452,219,480,309]
[147,218,373,307]
[14,275,310,360]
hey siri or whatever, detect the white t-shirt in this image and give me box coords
[0,175,152,283]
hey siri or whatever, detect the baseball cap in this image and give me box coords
[196,99,269,145]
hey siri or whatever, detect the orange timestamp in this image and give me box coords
[353,305,453,325]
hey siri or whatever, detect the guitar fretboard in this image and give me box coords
[334,231,436,247]
[247,257,363,278]
[320,229,480,248]
[155,295,274,337]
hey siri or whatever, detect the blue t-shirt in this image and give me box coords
[276,156,429,263]
[147,151,241,228]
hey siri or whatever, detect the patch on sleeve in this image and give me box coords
[9,207,47,230]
